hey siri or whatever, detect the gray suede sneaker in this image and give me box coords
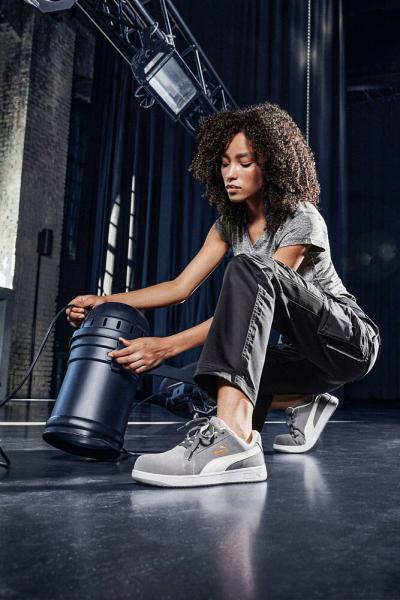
[132,416,267,487]
[273,393,339,453]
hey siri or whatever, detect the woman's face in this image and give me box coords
[220,131,264,204]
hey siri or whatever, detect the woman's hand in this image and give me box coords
[66,294,107,328]
[107,336,172,374]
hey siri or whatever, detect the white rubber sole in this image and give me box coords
[273,396,339,454]
[131,464,267,488]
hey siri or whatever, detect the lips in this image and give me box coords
[227,186,241,189]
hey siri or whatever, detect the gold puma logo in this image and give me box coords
[212,445,228,456]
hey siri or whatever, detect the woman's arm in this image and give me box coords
[166,317,213,357]
[104,280,185,310]
[69,224,227,328]
[105,222,229,310]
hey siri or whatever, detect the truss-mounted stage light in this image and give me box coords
[22,0,237,136]
[131,28,201,122]
[23,0,77,13]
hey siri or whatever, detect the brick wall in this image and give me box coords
[0,7,33,291]
[0,7,77,398]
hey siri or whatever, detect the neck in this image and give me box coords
[245,195,266,224]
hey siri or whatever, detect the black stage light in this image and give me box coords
[43,302,153,460]
[1,301,201,467]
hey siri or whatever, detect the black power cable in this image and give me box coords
[0,304,81,468]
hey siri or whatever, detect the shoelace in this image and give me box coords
[286,407,302,440]
[286,395,319,441]
[176,416,225,461]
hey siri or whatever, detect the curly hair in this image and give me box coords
[188,101,321,238]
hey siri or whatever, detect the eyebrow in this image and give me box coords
[221,152,253,159]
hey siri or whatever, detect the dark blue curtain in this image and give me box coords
[74,0,390,400]
[345,95,400,401]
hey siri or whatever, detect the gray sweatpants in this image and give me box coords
[193,253,381,431]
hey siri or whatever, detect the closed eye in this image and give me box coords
[221,163,253,168]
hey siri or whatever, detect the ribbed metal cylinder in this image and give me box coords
[43,302,149,460]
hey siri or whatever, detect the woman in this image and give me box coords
[66,101,381,488]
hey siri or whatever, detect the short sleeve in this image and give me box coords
[214,216,231,245]
[275,205,327,253]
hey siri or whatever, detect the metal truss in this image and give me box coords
[25,0,237,136]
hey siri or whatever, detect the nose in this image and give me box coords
[225,163,239,181]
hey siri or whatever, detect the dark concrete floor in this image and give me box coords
[0,401,399,600]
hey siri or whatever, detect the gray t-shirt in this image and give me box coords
[215,200,357,302]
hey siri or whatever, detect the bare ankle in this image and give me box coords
[218,417,252,443]
[216,377,254,443]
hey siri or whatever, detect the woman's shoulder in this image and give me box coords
[214,215,231,244]
[292,201,326,225]
[214,214,244,245]
[296,200,321,214]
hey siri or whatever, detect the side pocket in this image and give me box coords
[318,300,368,360]
[318,302,353,342]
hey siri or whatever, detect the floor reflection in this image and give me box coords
[130,482,268,599]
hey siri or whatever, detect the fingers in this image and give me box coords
[65,301,86,327]
[66,319,77,328]
[67,307,85,317]
[107,338,135,358]
[66,295,90,315]
[65,295,104,327]
[66,308,85,320]
[68,296,85,310]
[107,341,143,368]
[108,344,138,363]
[122,360,145,372]
[111,353,139,365]
[66,295,89,317]
[107,346,134,359]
